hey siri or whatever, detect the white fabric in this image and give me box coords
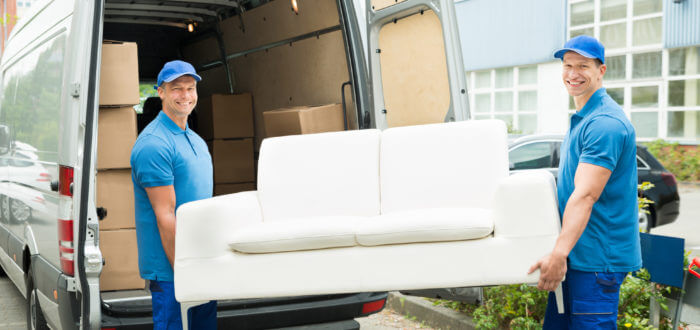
[379,120,509,214]
[492,170,561,238]
[356,208,493,246]
[174,121,562,304]
[257,129,381,221]
[229,216,364,253]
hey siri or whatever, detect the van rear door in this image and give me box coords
[363,0,470,129]
[72,0,105,328]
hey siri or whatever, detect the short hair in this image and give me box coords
[594,59,603,67]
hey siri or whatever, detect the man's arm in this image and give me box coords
[145,185,177,267]
[527,162,612,291]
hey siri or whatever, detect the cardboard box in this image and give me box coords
[97,170,135,230]
[97,107,137,170]
[99,229,145,291]
[197,93,254,140]
[263,104,344,138]
[208,139,255,183]
[99,41,140,106]
[214,182,256,196]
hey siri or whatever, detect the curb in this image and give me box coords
[385,292,476,330]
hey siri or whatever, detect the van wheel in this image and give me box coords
[26,266,49,330]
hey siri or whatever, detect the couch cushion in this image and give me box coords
[229,216,365,253]
[379,120,508,214]
[257,129,381,222]
[355,208,493,246]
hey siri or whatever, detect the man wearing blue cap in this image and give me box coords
[528,36,641,328]
[131,60,216,329]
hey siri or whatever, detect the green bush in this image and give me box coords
[645,140,700,182]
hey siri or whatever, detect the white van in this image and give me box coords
[0,0,469,328]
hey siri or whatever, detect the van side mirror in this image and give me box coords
[0,125,10,155]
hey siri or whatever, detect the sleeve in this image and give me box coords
[579,115,628,172]
[131,136,175,188]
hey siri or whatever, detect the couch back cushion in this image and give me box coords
[380,120,509,214]
[258,129,381,221]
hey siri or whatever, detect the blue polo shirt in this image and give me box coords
[558,88,641,273]
[130,111,213,281]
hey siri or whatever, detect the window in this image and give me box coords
[600,23,626,49]
[605,55,626,80]
[571,0,594,26]
[632,17,662,46]
[667,111,700,139]
[631,86,658,108]
[669,47,700,76]
[467,66,538,133]
[633,0,662,16]
[631,112,658,138]
[601,0,626,21]
[607,87,624,105]
[519,66,537,85]
[494,91,513,112]
[668,79,700,107]
[570,27,594,39]
[509,142,553,170]
[475,71,491,88]
[632,52,661,78]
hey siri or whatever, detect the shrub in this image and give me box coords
[645,140,700,182]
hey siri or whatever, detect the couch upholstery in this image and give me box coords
[174,120,561,307]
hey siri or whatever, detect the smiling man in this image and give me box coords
[130,60,216,329]
[528,36,641,329]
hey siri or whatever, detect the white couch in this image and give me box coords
[174,120,563,323]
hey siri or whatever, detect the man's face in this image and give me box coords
[158,75,197,117]
[561,51,606,98]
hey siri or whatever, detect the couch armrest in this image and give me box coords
[175,191,263,261]
[492,171,561,238]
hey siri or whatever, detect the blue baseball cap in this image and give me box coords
[554,35,605,64]
[155,60,202,89]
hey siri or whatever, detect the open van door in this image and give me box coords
[363,0,480,302]
[71,0,105,328]
[365,0,470,129]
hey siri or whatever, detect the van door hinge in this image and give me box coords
[71,83,80,98]
[66,277,77,292]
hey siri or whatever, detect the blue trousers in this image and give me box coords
[543,269,627,329]
[150,280,217,330]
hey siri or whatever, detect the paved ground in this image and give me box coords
[0,272,26,330]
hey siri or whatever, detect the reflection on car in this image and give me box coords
[508,134,680,232]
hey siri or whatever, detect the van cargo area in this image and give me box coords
[97,0,379,328]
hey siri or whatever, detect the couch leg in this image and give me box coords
[180,300,207,330]
[555,284,564,314]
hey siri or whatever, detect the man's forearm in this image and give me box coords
[156,212,177,267]
[553,190,596,258]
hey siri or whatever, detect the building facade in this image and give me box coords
[457,0,699,143]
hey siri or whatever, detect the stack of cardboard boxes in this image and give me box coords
[197,93,256,196]
[96,41,145,291]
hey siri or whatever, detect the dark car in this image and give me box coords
[508,134,680,232]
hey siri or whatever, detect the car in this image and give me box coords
[508,134,680,232]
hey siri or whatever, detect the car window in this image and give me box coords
[509,142,553,170]
[637,155,649,169]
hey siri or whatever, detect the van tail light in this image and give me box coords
[360,298,386,315]
[58,165,75,276]
[661,172,677,187]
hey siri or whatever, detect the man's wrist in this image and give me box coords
[551,248,569,260]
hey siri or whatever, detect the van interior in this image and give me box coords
[99,0,360,314]
[99,0,454,317]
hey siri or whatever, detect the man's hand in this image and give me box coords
[528,251,567,291]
